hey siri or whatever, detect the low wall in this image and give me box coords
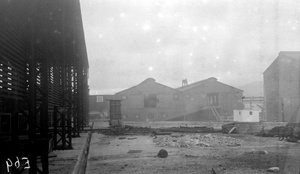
[91,119,288,134]
[123,121,226,129]
[124,121,289,133]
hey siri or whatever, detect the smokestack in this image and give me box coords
[182,78,188,86]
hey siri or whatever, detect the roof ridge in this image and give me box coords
[176,77,217,90]
[115,78,179,94]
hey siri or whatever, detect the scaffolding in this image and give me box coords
[0,0,89,173]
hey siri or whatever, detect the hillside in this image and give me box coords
[239,81,264,97]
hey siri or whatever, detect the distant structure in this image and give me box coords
[263,51,300,122]
[115,78,184,122]
[232,97,264,123]
[182,78,188,86]
[113,77,244,122]
[89,95,114,120]
[243,97,264,111]
[233,110,260,122]
[176,77,244,121]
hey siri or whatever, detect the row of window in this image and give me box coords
[238,111,253,115]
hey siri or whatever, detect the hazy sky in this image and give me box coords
[80,0,300,95]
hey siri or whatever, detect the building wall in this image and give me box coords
[278,56,300,122]
[181,80,244,118]
[233,110,260,122]
[264,58,280,122]
[264,52,300,122]
[114,78,243,122]
[115,79,184,121]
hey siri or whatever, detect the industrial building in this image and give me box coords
[177,77,244,121]
[89,95,114,120]
[111,77,244,122]
[264,51,300,122]
[115,78,185,121]
[0,0,89,173]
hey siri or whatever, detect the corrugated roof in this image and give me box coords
[115,78,180,94]
[177,77,242,92]
[176,77,217,91]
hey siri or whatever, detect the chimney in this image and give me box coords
[182,78,188,86]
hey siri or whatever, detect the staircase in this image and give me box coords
[209,106,221,121]
[208,106,233,121]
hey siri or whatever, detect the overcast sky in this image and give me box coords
[79,0,300,95]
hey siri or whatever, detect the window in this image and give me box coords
[144,94,158,108]
[239,111,241,115]
[97,96,103,102]
[249,111,253,115]
[206,93,219,106]
[122,95,127,100]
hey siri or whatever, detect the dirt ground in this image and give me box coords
[86,132,300,174]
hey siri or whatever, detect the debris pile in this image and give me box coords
[159,126,215,133]
[124,125,153,134]
[256,124,300,142]
[99,125,153,135]
[153,134,247,148]
[222,123,238,134]
[267,167,279,172]
[99,125,216,135]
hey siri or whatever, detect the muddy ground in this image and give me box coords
[86,132,300,174]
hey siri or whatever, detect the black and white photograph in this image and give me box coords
[1,0,300,173]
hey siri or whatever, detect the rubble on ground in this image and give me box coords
[153,133,247,148]
[98,125,153,135]
[244,149,268,155]
[222,123,239,134]
[256,124,300,142]
[267,167,279,172]
[99,125,216,135]
[159,126,215,133]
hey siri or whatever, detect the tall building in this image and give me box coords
[264,51,300,122]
